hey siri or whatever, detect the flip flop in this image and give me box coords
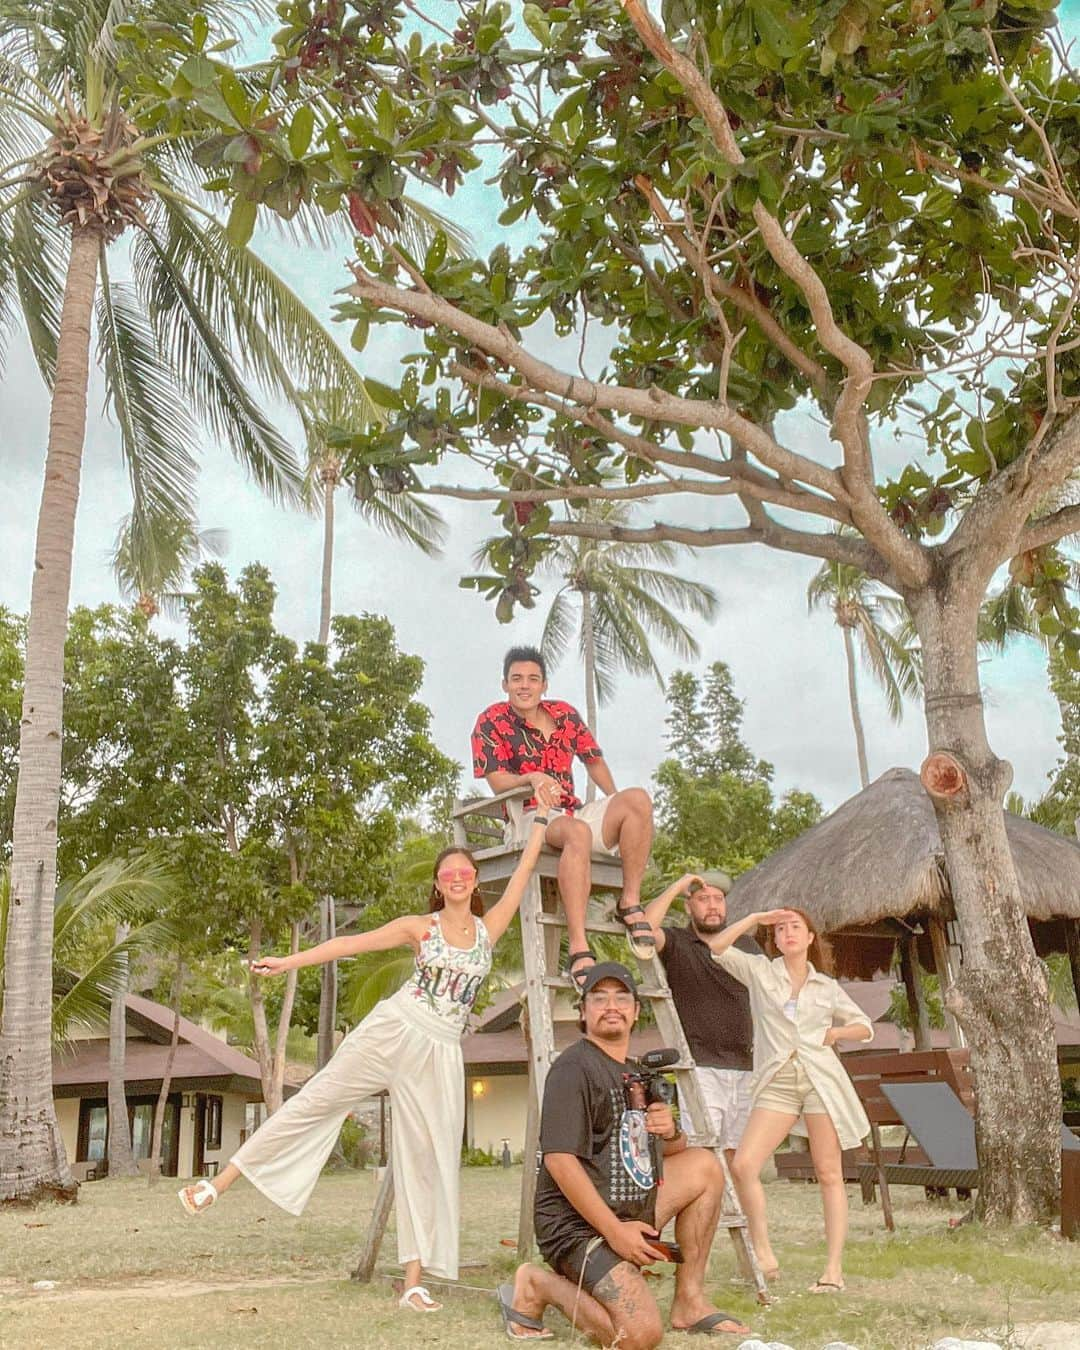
[613,901,656,960]
[177,1179,217,1215]
[808,1280,844,1294]
[566,949,595,990]
[398,1284,441,1312]
[673,1310,749,1335]
[496,1282,553,1341]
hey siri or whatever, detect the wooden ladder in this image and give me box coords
[354,789,767,1303]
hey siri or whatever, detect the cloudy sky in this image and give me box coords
[5,5,1079,818]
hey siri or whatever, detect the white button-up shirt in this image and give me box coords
[712,947,874,1150]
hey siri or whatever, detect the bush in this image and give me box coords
[460,1144,500,1167]
[337,1116,376,1169]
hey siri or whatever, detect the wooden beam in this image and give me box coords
[928,915,966,1048]
[899,929,932,1052]
[1065,919,1080,1023]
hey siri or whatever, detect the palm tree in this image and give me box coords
[508,502,718,795]
[806,559,921,789]
[110,513,229,620]
[297,387,446,1068]
[0,854,179,1045]
[0,0,395,1200]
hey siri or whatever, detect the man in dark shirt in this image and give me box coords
[471,646,655,989]
[644,871,756,1163]
[497,964,749,1345]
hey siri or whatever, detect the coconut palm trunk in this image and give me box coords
[106,925,138,1177]
[841,623,870,789]
[148,958,183,1183]
[581,588,599,804]
[316,460,338,1068]
[0,225,100,1202]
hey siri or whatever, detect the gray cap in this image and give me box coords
[690,869,733,894]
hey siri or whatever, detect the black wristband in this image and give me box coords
[534,813,551,826]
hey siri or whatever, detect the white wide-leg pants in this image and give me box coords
[231,992,465,1279]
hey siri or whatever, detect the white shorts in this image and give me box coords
[507,798,620,856]
[689,1066,753,1152]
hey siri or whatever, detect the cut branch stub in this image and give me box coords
[920,751,969,802]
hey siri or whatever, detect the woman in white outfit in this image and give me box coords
[178,810,552,1313]
[704,907,872,1295]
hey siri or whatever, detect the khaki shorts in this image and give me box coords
[756,1056,828,1119]
[507,799,620,856]
[690,1067,753,1151]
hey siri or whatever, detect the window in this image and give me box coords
[204,1095,223,1151]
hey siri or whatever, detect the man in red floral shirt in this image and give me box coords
[471,646,655,987]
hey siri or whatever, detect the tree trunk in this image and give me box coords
[581,589,598,804]
[841,623,870,789]
[910,580,1060,1222]
[316,896,337,1069]
[148,958,184,1184]
[271,923,301,1110]
[0,226,101,1204]
[317,470,335,647]
[316,473,338,1063]
[106,925,138,1177]
[247,920,299,1113]
[899,930,932,1052]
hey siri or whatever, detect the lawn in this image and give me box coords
[0,1166,1076,1349]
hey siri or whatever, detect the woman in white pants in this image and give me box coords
[178,809,552,1312]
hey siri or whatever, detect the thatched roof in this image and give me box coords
[725,768,1080,979]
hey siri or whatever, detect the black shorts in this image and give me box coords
[551,1236,626,1295]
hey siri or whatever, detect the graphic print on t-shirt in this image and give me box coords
[610,1088,654,1199]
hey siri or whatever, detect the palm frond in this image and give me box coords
[343,950,414,1022]
[606,578,702,665]
[130,224,303,507]
[540,587,576,668]
[9,192,64,385]
[355,491,445,555]
[52,918,179,1042]
[111,509,227,609]
[614,565,719,620]
[855,609,908,722]
[97,257,199,524]
[154,200,373,412]
[52,853,177,961]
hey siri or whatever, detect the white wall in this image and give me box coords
[468,1075,529,1157]
[56,1098,80,1165]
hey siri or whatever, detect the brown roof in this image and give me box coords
[52,992,284,1100]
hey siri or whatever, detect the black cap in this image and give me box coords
[578,961,638,998]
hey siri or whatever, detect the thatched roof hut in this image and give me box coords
[725,768,1080,990]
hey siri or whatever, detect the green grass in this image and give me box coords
[0,1168,1076,1348]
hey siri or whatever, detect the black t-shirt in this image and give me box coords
[533,1039,658,1265]
[657,925,757,1071]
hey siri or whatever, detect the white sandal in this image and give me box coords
[177,1179,218,1215]
[398,1284,441,1312]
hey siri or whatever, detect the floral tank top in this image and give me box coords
[399,912,492,1032]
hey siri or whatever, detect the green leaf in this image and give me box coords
[219,70,251,126]
[350,316,369,351]
[289,105,315,160]
[226,196,257,246]
[192,13,209,51]
[178,54,216,89]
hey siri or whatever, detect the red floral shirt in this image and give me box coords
[471,700,603,813]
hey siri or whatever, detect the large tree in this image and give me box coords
[186,1,1080,1221]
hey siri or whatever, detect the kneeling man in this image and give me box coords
[499,964,750,1346]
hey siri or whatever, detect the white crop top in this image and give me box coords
[397,912,492,1032]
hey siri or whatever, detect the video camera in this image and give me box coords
[621,1047,679,1113]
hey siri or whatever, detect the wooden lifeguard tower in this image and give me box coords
[353,788,766,1301]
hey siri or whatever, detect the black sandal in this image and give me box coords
[566,950,595,990]
[613,902,656,960]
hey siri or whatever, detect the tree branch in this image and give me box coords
[448,360,849,523]
[618,0,928,589]
[1016,502,1080,552]
[546,513,889,577]
[346,266,846,500]
[632,174,831,397]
